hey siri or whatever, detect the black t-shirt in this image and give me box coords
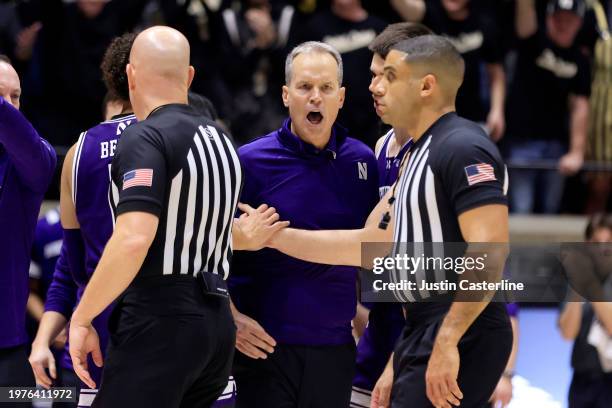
[571,304,605,378]
[112,104,242,280]
[304,11,387,148]
[423,0,503,122]
[391,112,508,322]
[505,29,591,143]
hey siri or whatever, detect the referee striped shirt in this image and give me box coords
[111,104,242,280]
[390,112,508,307]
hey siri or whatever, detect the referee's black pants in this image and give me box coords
[391,305,512,408]
[93,278,235,408]
[233,342,356,408]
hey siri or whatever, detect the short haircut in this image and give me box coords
[585,213,612,240]
[391,35,465,92]
[368,22,433,58]
[0,54,11,64]
[285,41,343,85]
[100,32,136,102]
[188,91,219,120]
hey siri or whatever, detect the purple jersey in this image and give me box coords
[353,130,412,399]
[0,97,56,348]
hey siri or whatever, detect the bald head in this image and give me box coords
[130,26,191,82]
[0,60,21,109]
[127,26,195,119]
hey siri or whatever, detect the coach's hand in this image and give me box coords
[559,151,584,176]
[371,358,394,408]
[69,321,103,389]
[29,342,57,389]
[235,203,289,250]
[426,341,463,408]
[231,306,276,359]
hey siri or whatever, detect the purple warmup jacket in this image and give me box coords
[44,113,136,382]
[0,97,56,348]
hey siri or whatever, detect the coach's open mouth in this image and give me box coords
[306,111,323,125]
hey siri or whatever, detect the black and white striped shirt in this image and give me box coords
[111,104,242,280]
[390,112,508,307]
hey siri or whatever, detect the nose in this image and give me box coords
[309,88,322,105]
[369,76,384,96]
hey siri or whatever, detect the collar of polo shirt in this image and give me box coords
[277,118,345,159]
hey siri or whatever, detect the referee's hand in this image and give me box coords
[231,307,276,359]
[69,322,103,389]
[426,341,463,408]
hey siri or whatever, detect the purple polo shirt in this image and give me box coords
[228,119,379,346]
[0,97,56,348]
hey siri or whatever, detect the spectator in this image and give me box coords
[388,0,507,141]
[583,0,612,214]
[559,213,612,408]
[301,0,386,148]
[506,0,590,214]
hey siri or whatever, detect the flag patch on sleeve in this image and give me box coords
[123,169,153,190]
[464,163,496,186]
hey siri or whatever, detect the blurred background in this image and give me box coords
[3,0,611,406]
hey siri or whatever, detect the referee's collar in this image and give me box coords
[277,118,346,159]
[414,111,457,146]
[146,103,193,119]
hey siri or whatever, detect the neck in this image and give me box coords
[135,94,188,121]
[332,4,367,22]
[406,106,455,143]
[290,122,330,150]
[392,127,411,146]
[120,101,132,115]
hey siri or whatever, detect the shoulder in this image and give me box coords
[341,136,376,162]
[431,117,502,164]
[375,129,393,158]
[238,132,279,162]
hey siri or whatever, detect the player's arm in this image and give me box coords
[515,0,537,39]
[390,0,426,22]
[30,243,78,388]
[269,189,394,267]
[0,97,56,192]
[559,95,588,175]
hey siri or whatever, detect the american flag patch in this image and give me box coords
[123,169,153,190]
[464,163,496,186]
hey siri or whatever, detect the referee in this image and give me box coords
[68,26,242,408]
[269,35,513,408]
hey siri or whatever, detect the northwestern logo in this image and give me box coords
[358,162,368,180]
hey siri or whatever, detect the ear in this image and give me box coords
[338,86,346,109]
[126,64,136,91]
[421,74,436,98]
[187,66,195,88]
[282,85,289,108]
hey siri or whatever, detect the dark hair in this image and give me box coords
[100,32,136,102]
[368,22,433,58]
[0,54,11,64]
[392,35,465,79]
[188,91,219,120]
[585,213,612,240]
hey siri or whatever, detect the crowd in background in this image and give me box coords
[0,0,611,213]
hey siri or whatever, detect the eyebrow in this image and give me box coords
[383,66,396,73]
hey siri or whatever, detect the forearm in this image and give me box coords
[27,293,46,321]
[558,302,583,340]
[591,302,612,335]
[0,98,56,190]
[516,0,537,39]
[437,302,489,346]
[569,97,588,156]
[71,230,149,324]
[505,317,519,371]
[232,220,246,250]
[488,65,506,116]
[390,0,426,22]
[272,228,365,266]
[33,311,68,347]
